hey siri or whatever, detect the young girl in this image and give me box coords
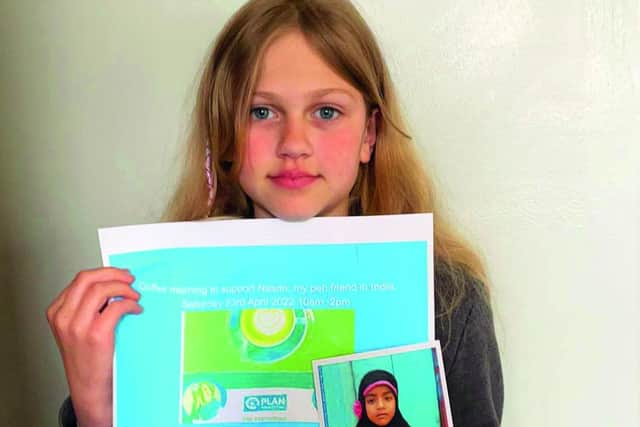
[48,1,503,426]
[354,370,410,427]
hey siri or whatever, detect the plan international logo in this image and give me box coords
[243,394,288,412]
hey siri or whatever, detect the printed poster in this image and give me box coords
[99,214,434,427]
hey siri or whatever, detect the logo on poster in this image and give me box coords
[243,394,287,412]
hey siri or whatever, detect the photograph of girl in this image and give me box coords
[314,343,451,427]
[353,370,410,427]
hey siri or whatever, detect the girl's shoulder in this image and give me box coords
[434,259,496,367]
[434,260,504,426]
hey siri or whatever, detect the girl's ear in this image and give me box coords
[359,109,378,163]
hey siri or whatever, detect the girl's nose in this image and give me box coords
[277,116,312,159]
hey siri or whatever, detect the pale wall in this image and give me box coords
[0,1,638,425]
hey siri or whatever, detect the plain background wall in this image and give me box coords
[1,1,638,425]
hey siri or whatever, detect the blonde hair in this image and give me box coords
[165,0,490,311]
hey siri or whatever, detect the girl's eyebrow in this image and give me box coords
[365,391,393,398]
[252,88,357,101]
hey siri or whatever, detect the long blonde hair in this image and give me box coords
[165,0,490,310]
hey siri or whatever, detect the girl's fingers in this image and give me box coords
[47,285,73,345]
[48,268,135,340]
[46,286,69,328]
[69,282,141,339]
[62,267,134,314]
[47,283,69,316]
[94,299,143,339]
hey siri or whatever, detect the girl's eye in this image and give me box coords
[314,106,340,120]
[251,106,274,120]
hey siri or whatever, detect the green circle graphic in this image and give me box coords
[230,308,310,363]
[240,309,295,348]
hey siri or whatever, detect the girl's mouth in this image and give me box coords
[269,170,319,189]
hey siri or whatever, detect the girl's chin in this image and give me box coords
[255,206,330,222]
[274,208,349,222]
[252,200,349,221]
[272,211,318,222]
[252,207,316,222]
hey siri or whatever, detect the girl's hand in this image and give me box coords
[46,267,142,427]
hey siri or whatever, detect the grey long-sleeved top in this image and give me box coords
[59,264,503,426]
[434,264,504,426]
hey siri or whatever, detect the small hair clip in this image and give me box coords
[205,145,216,213]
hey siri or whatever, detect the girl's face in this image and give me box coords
[239,30,376,221]
[364,385,397,426]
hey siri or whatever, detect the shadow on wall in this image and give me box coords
[0,244,33,425]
